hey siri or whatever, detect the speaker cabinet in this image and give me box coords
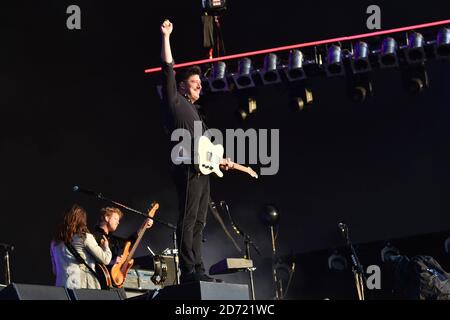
[0,283,71,300]
[153,281,249,300]
[68,288,126,300]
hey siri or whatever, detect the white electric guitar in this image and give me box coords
[196,136,258,179]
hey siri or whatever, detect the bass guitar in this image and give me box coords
[110,202,160,288]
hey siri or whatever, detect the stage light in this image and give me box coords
[237,96,257,121]
[233,58,255,89]
[328,251,348,271]
[351,41,371,73]
[289,86,313,111]
[260,204,280,226]
[261,53,281,84]
[402,63,429,93]
[436,27,450,58]
[349,78,373,103]
[209,61,228,92]
[381,243,400,263]
[325,45,344,76]
[202,0,227,15]
[284,50,305,81]
[406,32,425,63]
[380,37,398,67]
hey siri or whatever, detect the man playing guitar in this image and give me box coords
[92,207,153,287]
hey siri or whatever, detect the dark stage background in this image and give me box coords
[1,1,450,299]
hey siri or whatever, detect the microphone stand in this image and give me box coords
[340,224,366,300]
[1,243,13,286]
[221,202,261,300]
[171,230,180,285]
[270,225,282,300]
[73,186,180,285]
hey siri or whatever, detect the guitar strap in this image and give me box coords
[65,242,102,283]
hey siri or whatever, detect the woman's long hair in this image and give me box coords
[53,204,90,244]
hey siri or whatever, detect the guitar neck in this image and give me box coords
[125,223,147,263]
[125,203,159,263]
[219,159,257,178]
[232,163,251,175]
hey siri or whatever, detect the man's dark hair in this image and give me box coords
[175,65,202,85]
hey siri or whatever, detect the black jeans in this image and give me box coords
[172,165,210,275]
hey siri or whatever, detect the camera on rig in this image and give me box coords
[202,0,227,15]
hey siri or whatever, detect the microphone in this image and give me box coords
[220,201,232,216]
[338,222,347,233]
[220,200,228,210]
[72,186,100,197]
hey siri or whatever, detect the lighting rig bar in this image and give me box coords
[144,19,450,74]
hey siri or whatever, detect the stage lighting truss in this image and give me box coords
[196,25,448,98]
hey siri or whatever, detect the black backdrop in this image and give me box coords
[1,1,450,299]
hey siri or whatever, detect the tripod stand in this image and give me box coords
[269,225,283,300]
[1,243,14,286]
[220,201,261,300]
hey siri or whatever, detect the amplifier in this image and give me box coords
[123,269,160,291]
[123,255,180,290]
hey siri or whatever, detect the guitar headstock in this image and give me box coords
[147,202,160,218]
[247,167,259,179]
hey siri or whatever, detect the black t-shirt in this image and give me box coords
[92,226,136,264]
[160,61,207,159]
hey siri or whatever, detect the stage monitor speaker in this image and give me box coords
[0,283,71,300]
[153,281,249,300]
[68,288,127,300]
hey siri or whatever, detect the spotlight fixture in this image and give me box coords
[237,96,257,121]
[402,63,429,93]
[381,243,400,263]
[260,54,281,84]
[233,58,255,89]
[351,41,371,73]
[380,37,398,68]
[283,50,306,81]
[348,76,373,103]
[209,61,228,92]
[328,251,348,271]
[325,45,344,76]
[406,32,426,63]
[436,27,450,59]
[289,85,313,111]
